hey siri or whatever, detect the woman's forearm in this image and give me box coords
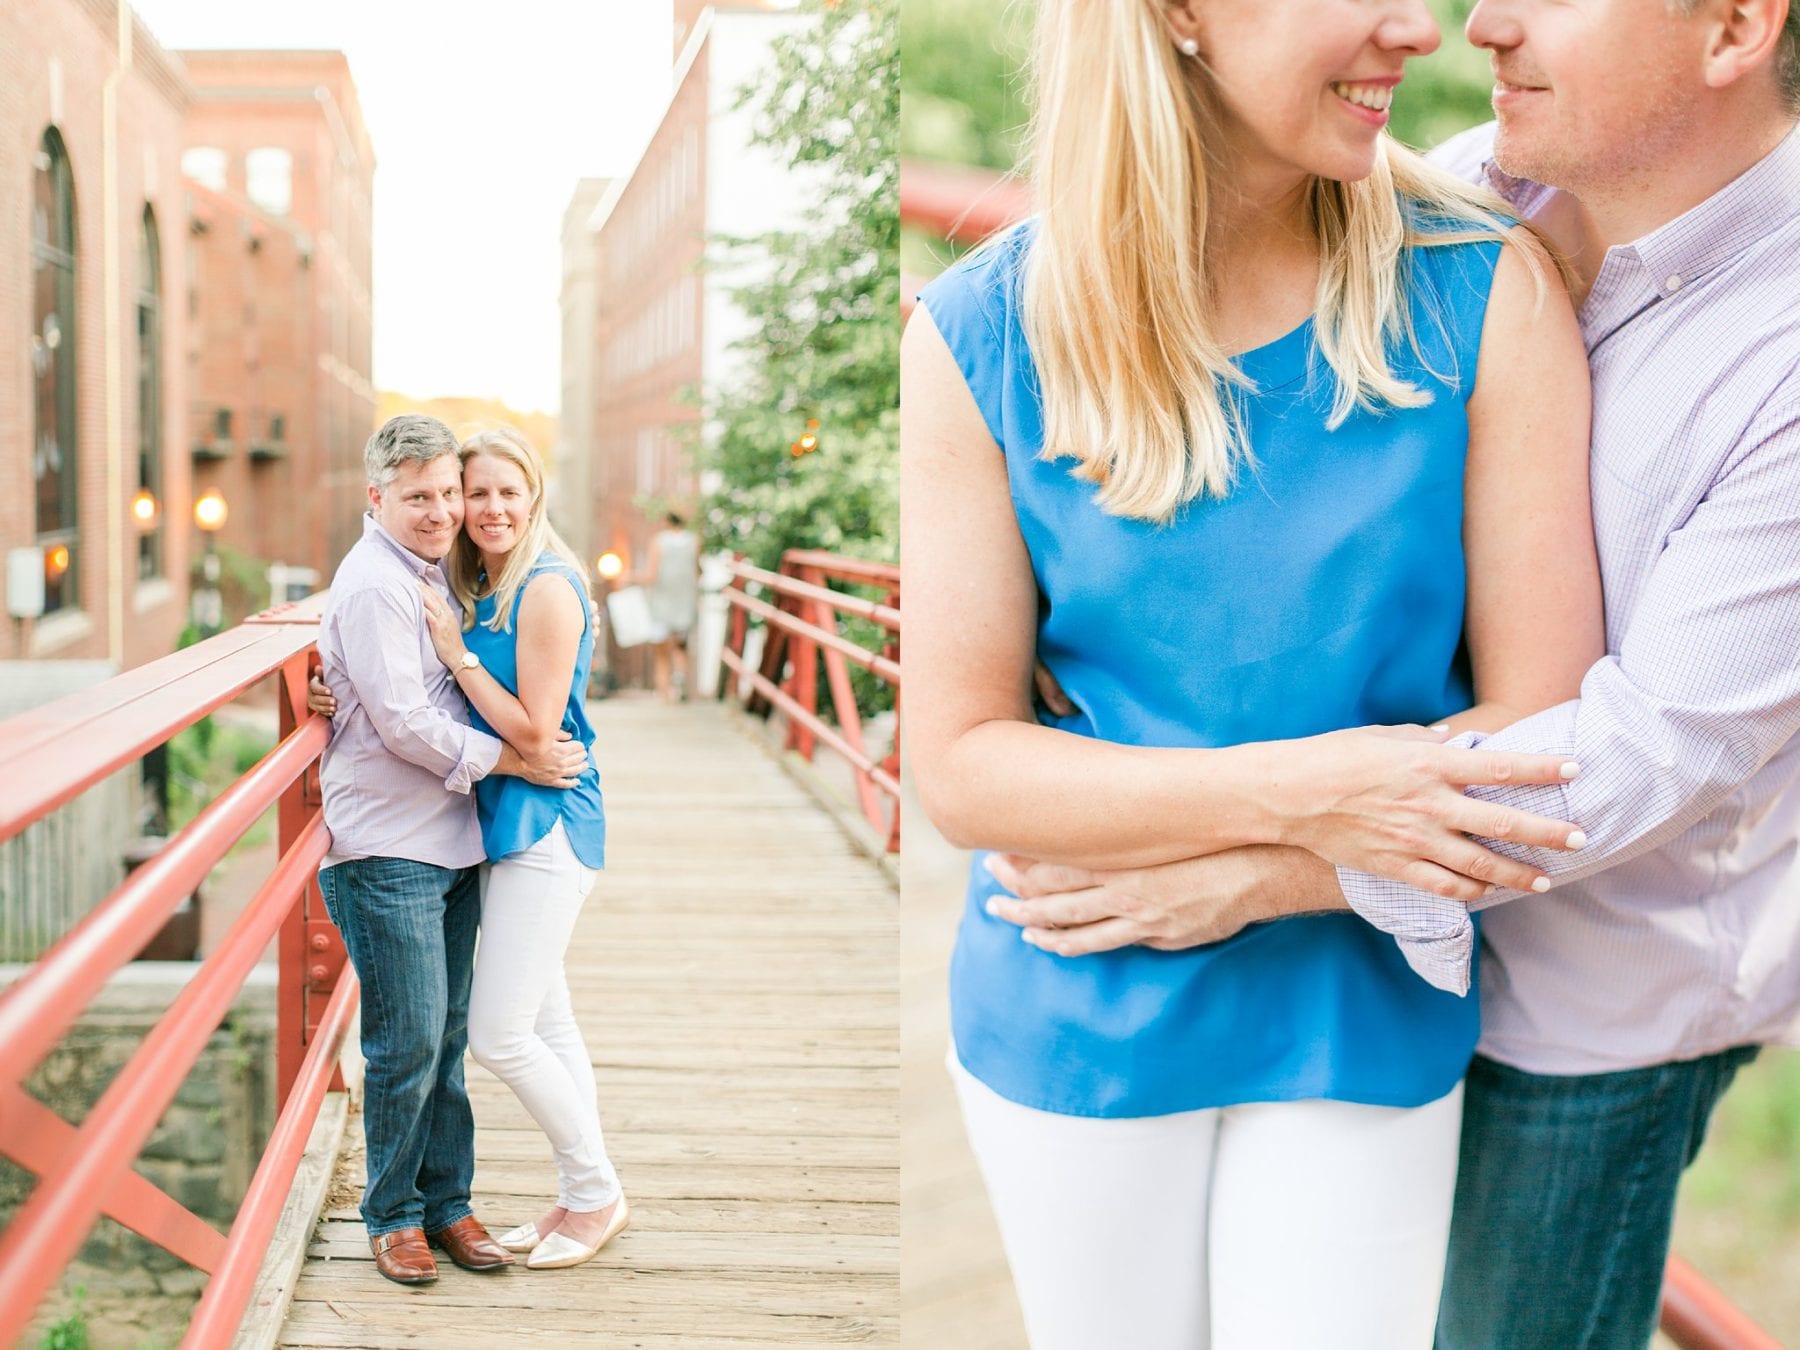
[914,712,1585,893]
[918,718,1287,870]
[453,667,557,755]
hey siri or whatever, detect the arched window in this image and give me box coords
[32,128,78,614]
[137,206,163,579]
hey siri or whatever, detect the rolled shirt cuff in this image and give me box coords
[447,727,503,794]
[1334,728,1484,997]
[1336,865,1474,996]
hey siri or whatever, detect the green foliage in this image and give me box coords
[166,719,277,836]
[699,0,898,578]
[1388,0,1496,152]
[899,0,1033,172]
[39,1288,89,1350]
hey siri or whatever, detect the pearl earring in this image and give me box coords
[1178,37,1199,57]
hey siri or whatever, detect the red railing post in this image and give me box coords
[882,580,902,852]
[785,559,820,762]
[275,650,342,1109]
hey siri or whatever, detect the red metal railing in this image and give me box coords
[720,550,901,853]
[1663,1256,1784,1350]
[901,154,1782,1350]
[900,159,1031,321]
[0,593,352,1349]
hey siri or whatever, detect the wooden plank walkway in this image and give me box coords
[279,699,899,1348]
[899,777,1023,1349]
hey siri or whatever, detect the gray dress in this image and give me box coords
[647,529,699,639]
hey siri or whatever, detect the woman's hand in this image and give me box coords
[307,675,338,719]
[1274,725,1585,901]
[417,582,467,669]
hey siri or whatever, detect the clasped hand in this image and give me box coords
[982,850,1272,957]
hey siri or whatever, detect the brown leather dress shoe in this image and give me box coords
[427,1215,515,1271]
[370,1228,437,1284]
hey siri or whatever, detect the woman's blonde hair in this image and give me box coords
[447,425,592,634]
[1022,0,1544,523]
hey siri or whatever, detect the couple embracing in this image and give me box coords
[311,414,627,1284]
[906,0,1799,1345]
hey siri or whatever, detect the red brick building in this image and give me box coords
[0,0,194,668]
[178,49,376,582]
[183,181,317,577]
[571,1,812,684]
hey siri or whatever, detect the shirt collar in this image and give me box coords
[1480,122,1800,288]
[1477,121,1800,337]
[362,512,450,585]
[1624,121,1800,296]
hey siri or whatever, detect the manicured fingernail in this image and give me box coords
[980,854,1000,876]
[1532,876,1551,893]
[984,897,1001,917]
[1020,929,1040,945]
[1565,830,1587,849]
[1560,762,1581,779]
[1430,723,1450,733]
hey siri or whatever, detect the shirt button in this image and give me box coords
[1664,273,1683,292]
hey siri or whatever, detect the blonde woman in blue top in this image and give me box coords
[414,426,626,1272]
[905,0,1606,1345]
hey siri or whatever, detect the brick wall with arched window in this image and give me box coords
[31,128,80,615]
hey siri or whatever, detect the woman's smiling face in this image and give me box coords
[1186,0,1442,188]
[462,451,532,558]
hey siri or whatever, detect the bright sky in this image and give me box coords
[132,0,674,415]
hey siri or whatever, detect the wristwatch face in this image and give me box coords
[460,651,480,670]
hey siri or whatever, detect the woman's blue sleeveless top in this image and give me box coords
[464,556,606,867]
[919,219,1501,1117]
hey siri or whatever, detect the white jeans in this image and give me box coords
[468,821,620,1210]
[951,1055,1462,1350]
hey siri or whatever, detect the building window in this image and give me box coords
[32,128,79,615]
[137,206,163,579]
[245,148,292,216]
[215,407,232,441]
[181,146,227,192]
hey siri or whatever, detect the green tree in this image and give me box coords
[1389,0,1495,151]
[699,0,899,574]
[899,0,1034,173]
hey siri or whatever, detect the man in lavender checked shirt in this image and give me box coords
[985,1,1800,1344]
[314,414,588,1285]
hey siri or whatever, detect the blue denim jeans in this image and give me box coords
[1437,1045,1759,1350]
[318,857,481,1238]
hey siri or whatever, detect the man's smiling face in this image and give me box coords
[1466,0,1709,193]
[369,454,463,562]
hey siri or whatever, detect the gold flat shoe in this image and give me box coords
[495,1221,542,1254]
[525,1195,631,1270]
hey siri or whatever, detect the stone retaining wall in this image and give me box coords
[0,962,276,1304]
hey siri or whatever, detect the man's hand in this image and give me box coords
[501,734,589,789]
[1033,660,1075,718]
[307,674,339,719]
[982,846,1346,957]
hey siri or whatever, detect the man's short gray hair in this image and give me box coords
[365,414,459,490]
